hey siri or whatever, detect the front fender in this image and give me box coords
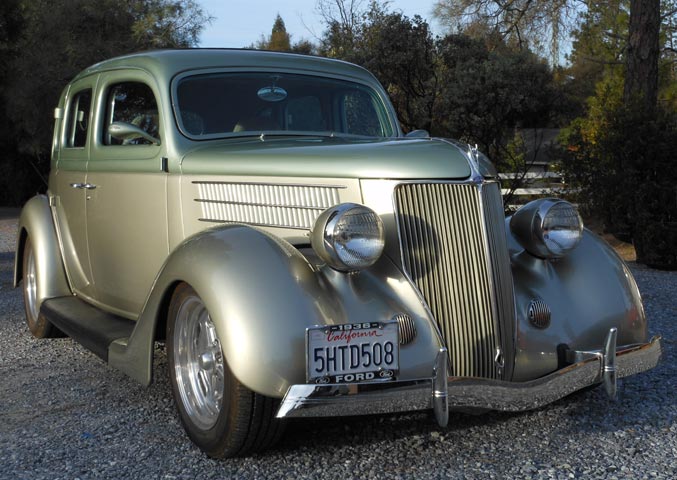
[507,221,648,381]
[116,224,442,396]
[14,195,70,302]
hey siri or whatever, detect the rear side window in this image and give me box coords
[103,82,159,145]
[65,89,92,148]
[343,90,384,137]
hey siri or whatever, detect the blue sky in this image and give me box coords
[198,0,442,48]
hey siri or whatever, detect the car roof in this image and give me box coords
[72,48,378,85]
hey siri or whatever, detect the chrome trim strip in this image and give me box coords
[192,180,347,189]
[276,336,661,422]
[194,198,327,211]
[196,218,310,230]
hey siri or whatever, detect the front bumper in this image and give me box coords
[276,330,662,426]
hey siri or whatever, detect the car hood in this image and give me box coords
[179,136,473,179]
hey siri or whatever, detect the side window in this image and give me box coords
[343,90,383,137]
[103,82,159,145]
[65,89,92,148]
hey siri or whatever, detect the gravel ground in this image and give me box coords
[0,217,674,480]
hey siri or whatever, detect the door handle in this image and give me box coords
[70,183,97,190]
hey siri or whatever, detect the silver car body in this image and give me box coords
[15,50,661,424]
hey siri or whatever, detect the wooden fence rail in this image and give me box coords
[498,171,567,210]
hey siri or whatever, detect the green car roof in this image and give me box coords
[74,48,380,85]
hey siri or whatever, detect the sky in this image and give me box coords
[198,0,442,48]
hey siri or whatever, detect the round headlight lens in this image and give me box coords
[540,201,584,257]
[311,203,385,271]
[510,199,584,259]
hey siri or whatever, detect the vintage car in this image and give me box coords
[15,49,661,458]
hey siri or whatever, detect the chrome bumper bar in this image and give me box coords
[276,332,662,426]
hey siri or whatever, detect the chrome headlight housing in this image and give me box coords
[510,199,584,259]
[311,203,385,271]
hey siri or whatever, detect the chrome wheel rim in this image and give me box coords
[24,246,39,326]
[173,295,225,430]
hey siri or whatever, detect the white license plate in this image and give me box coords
[306,322,399,384]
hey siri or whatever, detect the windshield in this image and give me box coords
[174,72,396,139]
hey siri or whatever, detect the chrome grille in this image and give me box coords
[394,182,515,379]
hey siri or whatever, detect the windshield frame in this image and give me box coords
[170,67,402,141]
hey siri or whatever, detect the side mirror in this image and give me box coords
[405,129,430,139]
[108,121,161,145]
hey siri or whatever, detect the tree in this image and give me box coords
[315,1,559,169]
[557,0,677,268]
[624,0,661,108]
[0,0,37,205]
[358,12,437,132]
[433,34,555,170]
[268,14,292,51]
[254,14,315,53]
[1,0,211,204]
[316,0,369,58]
[433,0,580,63]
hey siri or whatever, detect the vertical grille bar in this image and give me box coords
[394,182,514,379]
[481,183,516,379]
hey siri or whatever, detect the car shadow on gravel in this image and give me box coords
[271,370,675,457]
[274,407,537,455]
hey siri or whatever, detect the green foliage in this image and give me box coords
[318,3,559,174]
[266,14,291,51]
[557,0,676,268]
[433,0,576,63]
[254,14,315,54]
[0,0,209,205]
[357,13,437,132]
[558,101,677,269]
[433,35,555,169]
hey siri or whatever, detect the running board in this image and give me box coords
[40,296,136,362]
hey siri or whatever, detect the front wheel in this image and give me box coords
[166,283,285,458]
[22,237,61,338]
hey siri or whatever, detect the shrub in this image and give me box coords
[558,100,677,269]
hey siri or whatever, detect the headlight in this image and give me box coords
[510,199,583,259]
[311,203,385,271]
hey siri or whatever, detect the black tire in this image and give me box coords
[166,283,285,458]
[22,237,61,338]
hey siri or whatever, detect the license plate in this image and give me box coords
[306,322,399,384]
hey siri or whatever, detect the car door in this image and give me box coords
[85,71,169,318]
[52,76,97,298]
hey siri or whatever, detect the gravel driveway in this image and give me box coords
[0,216,675,480]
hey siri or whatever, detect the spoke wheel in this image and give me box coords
[167,283,285,458]
[22,237,60,338]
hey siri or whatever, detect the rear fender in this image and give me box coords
[14,195,71,303]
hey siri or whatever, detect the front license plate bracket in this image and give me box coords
[306,321,399,384]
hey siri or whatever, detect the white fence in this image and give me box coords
[498,171,567,209]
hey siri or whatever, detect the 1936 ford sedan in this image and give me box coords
[15,49,661,458]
